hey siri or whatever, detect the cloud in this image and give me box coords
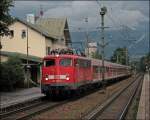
[43,1,100,30]
[43,1,149,31]
[10,1,149,31]
[10,1,71,19]
[106,9,149,30]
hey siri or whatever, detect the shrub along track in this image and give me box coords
[31,75,137,120]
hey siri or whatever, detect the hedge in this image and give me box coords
[0,56,25,91]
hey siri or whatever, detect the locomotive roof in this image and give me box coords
[43,54,130,69]
[43,54,85,59]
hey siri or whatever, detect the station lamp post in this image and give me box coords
[100,6,107,92]
[26,26,30,88]
[0,35,2,63]
[85,17,89,57]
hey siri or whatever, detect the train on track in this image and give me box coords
[41,53,131,96]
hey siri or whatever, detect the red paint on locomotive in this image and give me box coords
[41,54,130,96]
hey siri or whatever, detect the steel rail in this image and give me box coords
[0,96,45,113]
[1,99,69,120]
[0,98,44,119]
[119,74,143,120]
[82,74,143,120]
[0,96,46,116]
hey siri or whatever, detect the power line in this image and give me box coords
[96,1,135,42]
[106,14,130,41]
[96,1,132,43]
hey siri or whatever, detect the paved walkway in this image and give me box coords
[0,87,45,108]
[137,73,150,120]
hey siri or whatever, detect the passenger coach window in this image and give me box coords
[44,59,55,67]
[76,59,91,68]
[60,58,72,67]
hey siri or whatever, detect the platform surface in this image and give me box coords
[0,87,45,108]
[137,73,150,120]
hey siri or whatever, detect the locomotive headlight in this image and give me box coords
[66,74,69,80]
[66,77,69,80]
[45,74,48,80]
[45,77,48,81]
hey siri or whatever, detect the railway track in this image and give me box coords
[0,75,137,120]
[0,97,44,117]
[82,74,143,120]
[0,97,68,120]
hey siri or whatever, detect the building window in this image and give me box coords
[9,30,14,38]
[22,30,26,38]
[46,47,51,55]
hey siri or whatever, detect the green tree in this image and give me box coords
[0,56,24,91]
[0,0,14,36]
[139,54,150,72]
[110,47,129,65]
[91,51,102,59]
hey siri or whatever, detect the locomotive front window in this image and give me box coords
[44,59,55,67]
[60,58,72,67]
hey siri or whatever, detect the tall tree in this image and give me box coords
[91,51,102,59]
[139,54,150,72]
[0,0,14,36]
[110,47,129,65]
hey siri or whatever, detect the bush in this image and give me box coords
[0,56,25,91]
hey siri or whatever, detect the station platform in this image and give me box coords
[137,73,150,120]
[0,87,45,109]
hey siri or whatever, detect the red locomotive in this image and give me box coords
[41,53,131,96]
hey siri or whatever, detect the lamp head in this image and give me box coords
[100,6,107,15]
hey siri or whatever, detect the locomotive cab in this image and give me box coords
[41,55,75,95]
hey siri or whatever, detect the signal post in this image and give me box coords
[100,6,107,93]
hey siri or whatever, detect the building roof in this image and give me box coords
[16,18,54,40]
[36,18,67,39]
[15,18,71,41]
[1,51,42,63]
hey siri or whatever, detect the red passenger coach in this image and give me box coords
[41,54,131,96]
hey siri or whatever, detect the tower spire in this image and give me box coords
[40,5,43,18]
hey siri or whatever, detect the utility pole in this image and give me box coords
[125,47,128,65]
[0,35,2,63]
[149,32,150,56]
[26,26,30,88]
[85,17,89,57]
[100,6,107,92]
[123,47,128,65]
[117,53,119,64]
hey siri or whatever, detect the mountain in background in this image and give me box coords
[70,22,149,60]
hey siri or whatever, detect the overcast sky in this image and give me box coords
[9,0,149,57]
[10,1,149,31]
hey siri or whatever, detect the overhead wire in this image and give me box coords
[96,0,134,42]
[95,0,142,60]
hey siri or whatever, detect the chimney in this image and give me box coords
[39,5,44,18]
[26,14,35,24]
